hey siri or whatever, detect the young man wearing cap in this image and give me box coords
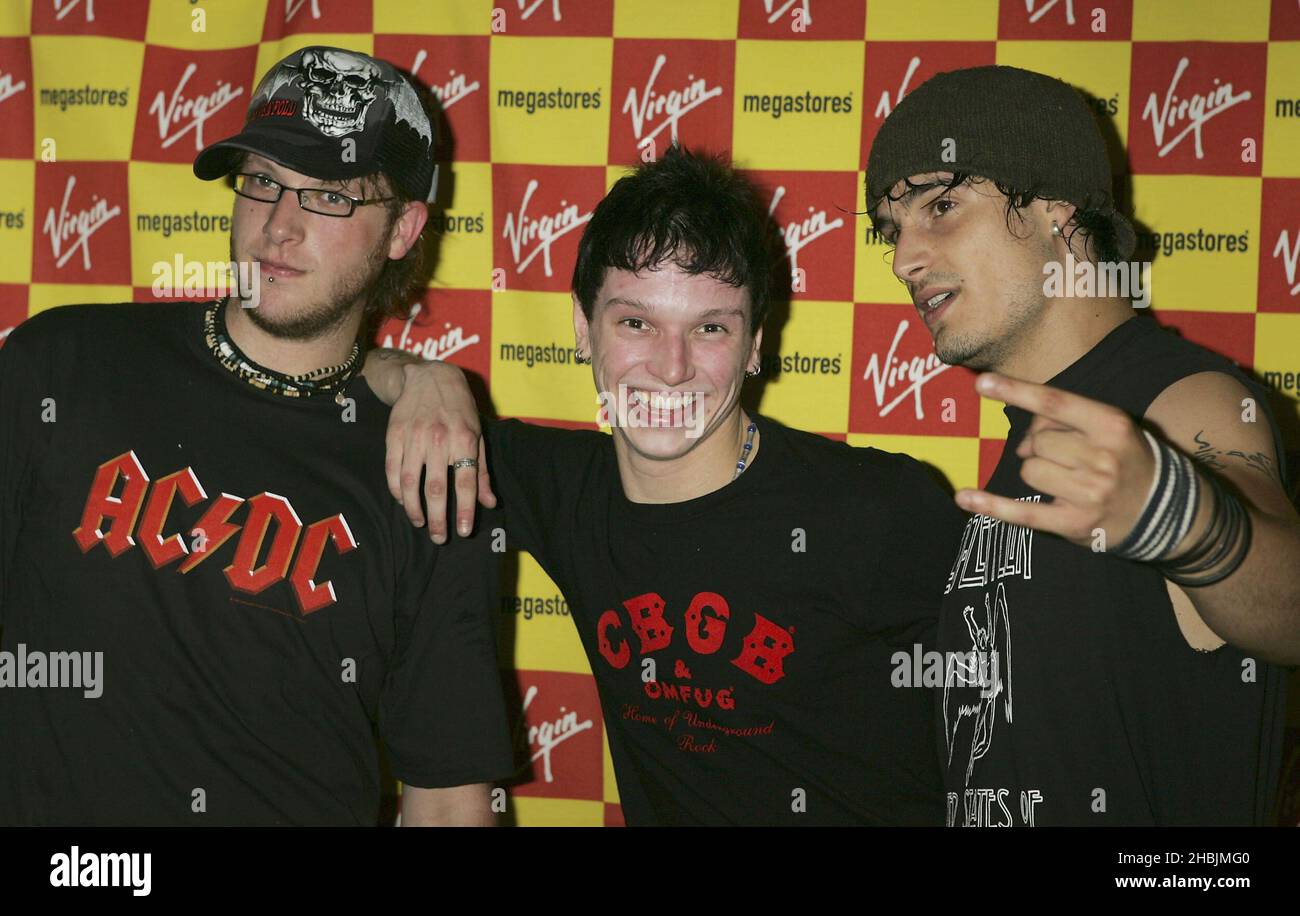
[362,146,967,826]
[864,65,1298,826]
[0,47,511,825]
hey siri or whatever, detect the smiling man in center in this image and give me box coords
[363,145,966,825]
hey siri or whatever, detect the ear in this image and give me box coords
[572,293,592,357]
[747,324,763,374]
[1043,199,1078,235]
[387,201,428,260]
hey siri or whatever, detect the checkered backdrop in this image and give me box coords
[2,0,1299,826]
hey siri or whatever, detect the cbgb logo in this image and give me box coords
[73,451,358,616]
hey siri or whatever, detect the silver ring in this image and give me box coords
[451,458,478,470]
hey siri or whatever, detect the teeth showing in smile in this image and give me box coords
[629,390,697,411]
[925,292,953,310]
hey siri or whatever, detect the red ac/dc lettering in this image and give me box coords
[597,590,794,684]
[71,450,357,615]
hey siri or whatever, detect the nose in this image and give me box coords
[890,221,932,290]
[261,188,305,247]
[648,331,693,388]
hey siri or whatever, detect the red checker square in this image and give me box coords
[509,669,606,802]
[492,163,605,294]
[609,38,734,167]
[0,284,30,349]
[1259,178,1300,313]
[978,437,1006,489]
[131,45,257,163]
[0,38,34,159]
[32,0,149,38]
[1127,42,1266,176]
[33,161,131,286]
[373,287,493,402]
[996,0,1132,40]
[860,41,996,169]
[1271,0,1300,40]
[738,0,864,40]
[849,301,980,437]
[743,168,856,302]
[375,34,490,163]
[496,0,613,36]
[1151,310,1255,372]
[261,0,373,40]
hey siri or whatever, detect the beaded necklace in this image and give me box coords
[203,299,360,406]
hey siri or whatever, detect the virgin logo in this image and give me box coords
[381,302,482,360]
[767,185,843,274]
[1275,229,1300,297]
[1141,57,1252,158]
[411,49,479,111]
[875,56,920,120]
[0,69,27,106]
[501,179,592,277]
[42,175,120,271]
[53,0,93,22]
[863,320,949,419]
[763,0,811,24]
[622,53,722,152]
[517,0,562,21]
[515,684,594,784]
[1024,0,1076,24]
[148,63,244,151]
[284,0,321,22]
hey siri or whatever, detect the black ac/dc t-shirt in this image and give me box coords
[938,315,1288,826]
[0,302,513,826]
[486,413,966,825]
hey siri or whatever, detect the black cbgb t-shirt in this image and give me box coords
[938,316,1287,826]
[0,302,513,826]
[487,413,966,825]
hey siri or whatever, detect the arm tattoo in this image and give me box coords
[1190,430,1274,477]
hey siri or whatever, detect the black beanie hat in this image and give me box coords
[865,65,1135,260]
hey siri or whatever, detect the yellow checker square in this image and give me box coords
[855,169,910,305]
[603,729,619,804]
[492,289,594,422]
[1131,174,1260,312]
[848,432,978,493]
[0,160,34,285]
[732,40,863,171]
[145,0,264,50]
[255,35,375,81]
[614,0,739,39]
[754,298,852,434]
[1131,0,1268,41]
[512,796,605,827]
[430,161,492,291]
[0,3,30,37]
[375,0,493,35]
[979,394,1011,441]
[1264,41,1300,179]
[128,161,233,289]
[489,37,612,167]
[31,36,144,162]
[604,164,636,195]
[28,284,133,316]
[866,0,997,41]
[504,550,592,675]
[996,41,1132,173]
[1255,313,1300,434]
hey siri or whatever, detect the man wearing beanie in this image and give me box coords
[866,65,1298,825]
[0,47,512,825]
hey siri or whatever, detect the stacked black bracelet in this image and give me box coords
[1112,430,1252,587]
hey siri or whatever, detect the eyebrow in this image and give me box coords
[603,297,746,321]
[243,157,359,193]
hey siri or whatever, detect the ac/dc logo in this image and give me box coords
[596,591,794,685]
[72,450,356,616]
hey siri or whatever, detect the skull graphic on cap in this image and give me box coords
[299,49,380,138]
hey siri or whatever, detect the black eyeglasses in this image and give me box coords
[232,172,395,218]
